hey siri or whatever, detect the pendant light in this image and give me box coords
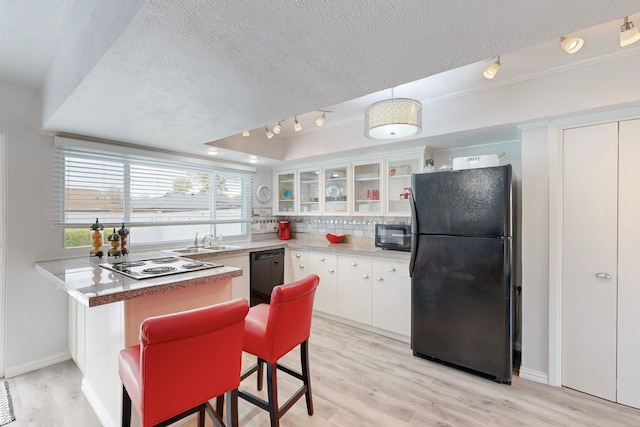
[364,88,422,140]
[620,16,640,47]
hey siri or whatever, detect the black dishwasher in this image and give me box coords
[249,248,284,306]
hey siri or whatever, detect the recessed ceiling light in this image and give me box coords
[249,156,258,164]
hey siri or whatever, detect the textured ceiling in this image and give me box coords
[2,1,640,165]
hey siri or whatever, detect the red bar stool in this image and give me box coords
[119,298,249,427]
[239,274,320,427]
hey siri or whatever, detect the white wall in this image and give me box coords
[0,83,69,376]
[519,123,551,383]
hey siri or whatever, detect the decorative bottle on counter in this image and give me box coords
[90,218,104,259]
[118,223,130,255]
[107,228,122,258]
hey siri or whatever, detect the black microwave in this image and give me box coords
[375,224,411,251]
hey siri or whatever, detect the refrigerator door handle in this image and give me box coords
[409,187,418,278]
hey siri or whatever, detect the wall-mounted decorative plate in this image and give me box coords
[256,184,271,203]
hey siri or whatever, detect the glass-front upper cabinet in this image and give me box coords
[386,153,422,216]
[352,161,382,215]
[274,170,296,214]
[323,165,349,215]
[298,167,321,215]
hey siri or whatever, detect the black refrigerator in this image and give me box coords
[409,165,512,384]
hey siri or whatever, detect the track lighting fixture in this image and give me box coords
[265,126,274,139]
[560,36,584,54]
[483,57,501,79]
[315,112,326,127]
[242,130,250,137]
[620,16,640,47]
[272,121,281,134]
[294,117,302,132]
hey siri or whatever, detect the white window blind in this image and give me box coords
[52,144,254,232]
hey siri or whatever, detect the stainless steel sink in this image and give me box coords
[204,245,243,251]
[171,247,216,254]
[170,245,243,254]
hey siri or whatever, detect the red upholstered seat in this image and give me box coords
[239,274,320,427]
[119,298,249,427]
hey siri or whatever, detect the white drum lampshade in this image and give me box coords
[365,98,422,139]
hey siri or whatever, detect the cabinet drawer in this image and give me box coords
[309,252,337,267]
[338,256,372,272]
[288,250,308,263]
[373,259,409,278]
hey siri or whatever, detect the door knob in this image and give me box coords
[595,272,612,279]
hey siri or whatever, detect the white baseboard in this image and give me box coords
[5,351,70,378]
[519,366,549,384]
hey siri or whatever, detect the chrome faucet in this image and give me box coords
[193,232,199,248]
[199,234,215,247]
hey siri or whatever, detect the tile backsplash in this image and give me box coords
[251,215,410,244]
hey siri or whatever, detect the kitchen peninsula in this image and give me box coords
[35,252,243,427]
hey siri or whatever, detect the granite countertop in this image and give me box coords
[35,251,243,307]
[36,238,409,307]
[165,238,411,261]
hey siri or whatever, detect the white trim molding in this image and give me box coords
[519,366,549,385]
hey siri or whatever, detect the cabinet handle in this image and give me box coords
[328,268,335,273]
[320,257,325,261]
[296,254,301,258]
[351,262,358,266]
[362,274,369,279]
[595,272,612,279]
[388,267,396,272]
[376,276,383,281]
[298,263,305,269]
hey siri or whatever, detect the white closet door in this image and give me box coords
[617,118,640,408]
[562,123,618,401]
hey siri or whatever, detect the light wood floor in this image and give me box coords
[6,316,640,426]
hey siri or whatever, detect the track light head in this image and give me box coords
[273,122,281,134]
[294,117,302,132]
[560,36,584,54]
[242,130,250,137]
[315,112,326,127]
[265,126,274,139]
[620,16,640,47]
[483,57,501,79]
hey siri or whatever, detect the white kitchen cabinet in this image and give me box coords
[352,160,382,215]
[68,296,86,373]
[562,119,640,409]
[323,164,349,215]
[337,255,372,324]
[298,167,321,214]
[385,154,422,216]
[286,249,308,283]
[372,259,411,336]
[309,252,338,315]
[274,170,296,214]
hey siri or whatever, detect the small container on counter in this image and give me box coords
[90,218,104,259]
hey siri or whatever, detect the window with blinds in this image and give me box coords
[53,143,253,248]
